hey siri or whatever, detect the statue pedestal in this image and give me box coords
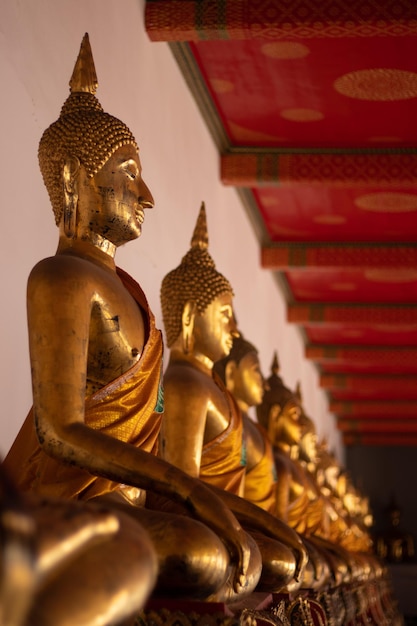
[137,576,405,626]
[139,594,288,626]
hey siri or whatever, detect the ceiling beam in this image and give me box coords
[338,419,417,433]
[321,373,417,390]
[307,345,417,375]
[305,344,417,360]
[330,400,417,417]
[288,303,417,324]
[343,433,417,446]
[221,152,417,187]
[262,244,417,270]
[321,373,417,401]
[145,1,417,42]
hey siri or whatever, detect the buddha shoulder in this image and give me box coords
[28,255,124,300]
[164,359,214,395]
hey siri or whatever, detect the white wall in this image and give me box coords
[0,0,342,461]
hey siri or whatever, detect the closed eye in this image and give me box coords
[121,159,139,180]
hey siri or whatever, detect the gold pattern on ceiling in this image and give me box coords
[330,282,357,291]
[259,194,280,207]
[280,108,324,122]
[269,223,311,238]
[227,121,286,142]
[313,214,346,225]
[210,78,234,94]
[365,269,417,282]
[374,324,417,332]
[334,68,417,101]
[341,329,365,338]
[260,42,310,59]
[355,192,417,212]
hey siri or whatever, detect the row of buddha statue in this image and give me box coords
[1,34,403,626]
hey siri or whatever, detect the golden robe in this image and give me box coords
[199,374,246,497]
[244,423,277,514]
[4,268,164,502]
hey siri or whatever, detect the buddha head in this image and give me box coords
[316,443,341,494]
[256,352,302,448]
[38,34,153,244]
[294,382,319,465]
[299,414,319,466]
[214,334,264,411]
[160,203,236,363]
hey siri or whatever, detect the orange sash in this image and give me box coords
[244,423,277,514]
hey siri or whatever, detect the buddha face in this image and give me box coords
[268,401,302,447]
[193,291,237,363]
[300,429,318,464]
[80,144,154,246]
[232,351,264,409]
[324,464,340,493]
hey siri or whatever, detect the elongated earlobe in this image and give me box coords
[224,361,237,393]
[62,156,80,239]
[268,403,282,442]
[181,301,197,355]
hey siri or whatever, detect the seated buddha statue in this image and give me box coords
[213,333,277,514]
[314,442,373,555]
[296,397,348,544]
[256,355,359,587]
[300,424,378,586]
[213,333,333,591]
[3,34,256,610]
[256,355,327,538]
[160,204,309,594]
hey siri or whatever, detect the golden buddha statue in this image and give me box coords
[256,355,325,537]
[213,334,334,591]
[3,34,255,612]
[256,354,364,588]
[314,442,374,554]
[160,205,309,595]
[297,400,379,587]
[213,334,276,513]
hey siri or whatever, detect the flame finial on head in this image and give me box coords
[271,351,280,376]
[191,202,209,250]
[295,381,302,403]
[69,33,98,94]
[256,350,299,429]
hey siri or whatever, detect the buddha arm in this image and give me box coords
[208,484,308,582]
[160,368,208,477]
[273,456,292,522]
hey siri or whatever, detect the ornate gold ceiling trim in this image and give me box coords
[146,1,417,41]
[221,152,417,186]
[262,243,417,269]
[288,303,417,325]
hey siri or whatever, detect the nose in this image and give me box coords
[230,311,239,337]
[138,178,154,209]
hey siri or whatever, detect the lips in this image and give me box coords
[136,208,145,224]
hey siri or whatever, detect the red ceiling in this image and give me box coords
[190,37,417,148]
[145,0,417,446]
